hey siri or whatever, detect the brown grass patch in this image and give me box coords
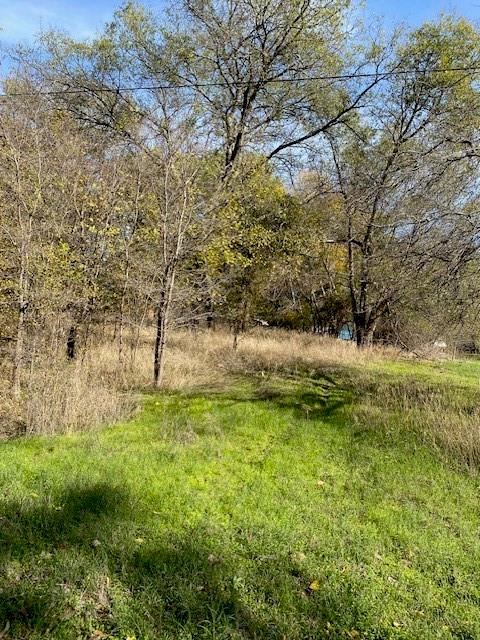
[3,325,478,471]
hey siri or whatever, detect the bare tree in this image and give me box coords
[319,17,480,345]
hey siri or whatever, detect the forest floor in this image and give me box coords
[1,348,480,639]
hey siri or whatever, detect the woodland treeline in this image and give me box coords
[2,0,480,392]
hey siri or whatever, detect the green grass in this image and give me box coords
[363,355,480,388]
[1,363,480,639]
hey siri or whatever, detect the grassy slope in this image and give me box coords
[1,361,480,639]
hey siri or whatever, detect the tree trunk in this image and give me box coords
[66,325,77,360]
[118,259,130,362]
[12,248,28,400]
[206,300,215,330]
[153,266,175,387]
[354,311,376,347]
[232,293,249,350]
[12,302,26,400]
[232,325,239,350]
[153,304,166,386]
[354,311,367,347]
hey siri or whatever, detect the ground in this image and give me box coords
[1,357,480,639]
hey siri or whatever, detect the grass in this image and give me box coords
[0,328,402,437]
[1,351,480,639]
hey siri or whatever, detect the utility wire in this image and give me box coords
[0,64,480,99]
[0,65,479,99]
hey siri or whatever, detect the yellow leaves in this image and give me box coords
[203,241,249,271]
[308,579,321,591]
[325,243,347,274]
[104,226,121,238]
[401,16,480,108]
[140,227,160,243]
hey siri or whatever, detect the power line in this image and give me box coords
[1,65,479,99]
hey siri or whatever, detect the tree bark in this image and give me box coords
[12,301,26,400]
[354,311,367,347]
[66,325,77,360]
[153,265,176,387]
[12,242,28,400]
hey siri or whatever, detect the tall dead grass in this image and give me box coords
[1,328,397,436]
[351,375,480,469]
[165,328,400,381]
[2,327,479,469]
[79,327,398,395]
[22,359,133,436]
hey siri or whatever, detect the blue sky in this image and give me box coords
[0,0,478,44]
[367,0,479,26]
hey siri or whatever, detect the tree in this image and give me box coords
[32,21,224,385]
[315,17,480,345]
[154,0,397,176]
[264,174,350,333]
[203,157,299,344]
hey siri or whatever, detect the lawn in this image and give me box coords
[1,361,480,639]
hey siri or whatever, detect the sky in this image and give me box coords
[367,0,479,26]
[0,0,478,45]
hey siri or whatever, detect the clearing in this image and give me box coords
[1,354,480,639]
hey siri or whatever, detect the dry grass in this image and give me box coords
[2,327,480,469]
[0,327,399,436]
[22,358,134,436]
[78,328,400,395]
[164,328,400,381]
[425,407,480,468]
[352,375,480,468]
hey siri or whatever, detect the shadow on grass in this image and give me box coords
[169,366,354,424]
[0,483,128,552]
[124,531,375,640]
[153,363,474,472]
[1,366,477,638]
[0,484,129,634]
[171,360,480,446]
[0,484,377,639]
[2,373,355,638]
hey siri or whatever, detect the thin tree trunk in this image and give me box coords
[364,319,376,345]
[232,292,249,350]
[12,301,26,400]
[118,253,131,362]
[12,246,28,400]
[118,287,126,362]
[67,325,77,360]
[153,266,176,387]
[232,325,239,350]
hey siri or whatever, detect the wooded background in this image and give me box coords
[1,0,480,410]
